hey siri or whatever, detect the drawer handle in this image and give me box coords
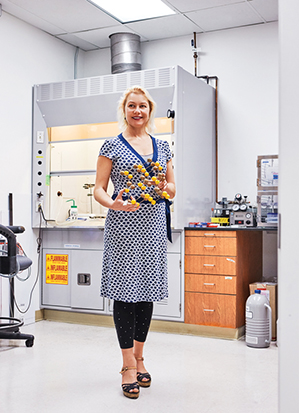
[204,233,215,236]
[203,264,215,267]
[203,283,215,286]
[204,245,215,248]
[203,309,215,312]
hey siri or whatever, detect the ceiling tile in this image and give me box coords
[1,0,66,34]
[4,0,118,32]
[126,14,203,41]
[74,26,144,48]
[165,0,246,13]
[1,0,279,50]
[56,33,100,51]
[249,0,278,22]
[187,2,264,32]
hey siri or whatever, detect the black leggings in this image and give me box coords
[113,300,153,349]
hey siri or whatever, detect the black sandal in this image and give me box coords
[120,367,140,399]
[136,357,152,388]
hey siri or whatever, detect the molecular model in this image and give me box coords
[120,159,171,207]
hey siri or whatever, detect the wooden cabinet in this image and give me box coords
[185,229,262,329]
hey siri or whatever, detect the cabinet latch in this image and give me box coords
[77,273,91,285]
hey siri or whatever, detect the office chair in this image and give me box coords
[0,224,34,347]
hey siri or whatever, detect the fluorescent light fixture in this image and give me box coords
[88,0,176,23]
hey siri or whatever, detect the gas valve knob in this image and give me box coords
[167,109,175,119]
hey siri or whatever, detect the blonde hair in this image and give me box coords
[117,86,156,134]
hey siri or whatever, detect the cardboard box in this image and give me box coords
[249,282,278,341]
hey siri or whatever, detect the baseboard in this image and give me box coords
[35,309,45,322]
[37,309,244,340]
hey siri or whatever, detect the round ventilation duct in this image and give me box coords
[109,33,141,74]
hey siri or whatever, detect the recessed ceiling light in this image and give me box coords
[88,0,176,23]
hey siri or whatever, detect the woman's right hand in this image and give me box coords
[111,189,140,212]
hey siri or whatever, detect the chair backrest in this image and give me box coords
[0,225,32,275]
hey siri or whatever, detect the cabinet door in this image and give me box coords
[185,236,237,256]
[153,253,181,319]
[185,274,236,295]
[185,255,236,275]
[185,230,236,238]
[71,249,104,311]
[185,292,237,328]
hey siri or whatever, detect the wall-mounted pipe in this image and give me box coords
[193,32,198,77]
[74,47,79,79]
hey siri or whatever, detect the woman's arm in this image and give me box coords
[158,159,176,199]
[93,156,140,211]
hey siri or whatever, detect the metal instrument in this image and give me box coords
[212,194,257,227]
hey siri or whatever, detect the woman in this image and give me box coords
[94,86,176,399]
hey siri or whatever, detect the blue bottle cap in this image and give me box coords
[254,289,261,294]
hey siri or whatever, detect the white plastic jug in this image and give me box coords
[245,290,272,348]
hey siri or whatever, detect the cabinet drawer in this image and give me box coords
[185,274,236,294]
[185,256,236,275]
[185,230,236,238]
[185,236,237,256]
[185,292,237,328]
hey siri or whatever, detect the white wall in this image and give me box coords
[279,1,299,411]
[0,12,77,323]
[82,23,279,206]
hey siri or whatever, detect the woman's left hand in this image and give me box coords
[158,180,168,192]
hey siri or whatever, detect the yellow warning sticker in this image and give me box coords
[46,254,68,285]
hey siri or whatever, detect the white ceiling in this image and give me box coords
[1,0,278,51]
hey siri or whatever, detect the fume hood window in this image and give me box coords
[46,118,172,225]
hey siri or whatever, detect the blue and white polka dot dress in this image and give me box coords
[99,133,172,303]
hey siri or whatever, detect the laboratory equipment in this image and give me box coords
[32,65,216,230]
[211,197,230,226]
[256,155,278,227]
[212,194,256,226]
[230,193,256,227]
[246,290,272,348]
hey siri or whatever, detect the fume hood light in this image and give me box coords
[87,0,175,23]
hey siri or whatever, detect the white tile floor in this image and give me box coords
[0,321,278,413]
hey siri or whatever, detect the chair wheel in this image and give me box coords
[26,339,34,347]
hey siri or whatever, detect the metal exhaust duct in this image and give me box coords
[109,33,141,74]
